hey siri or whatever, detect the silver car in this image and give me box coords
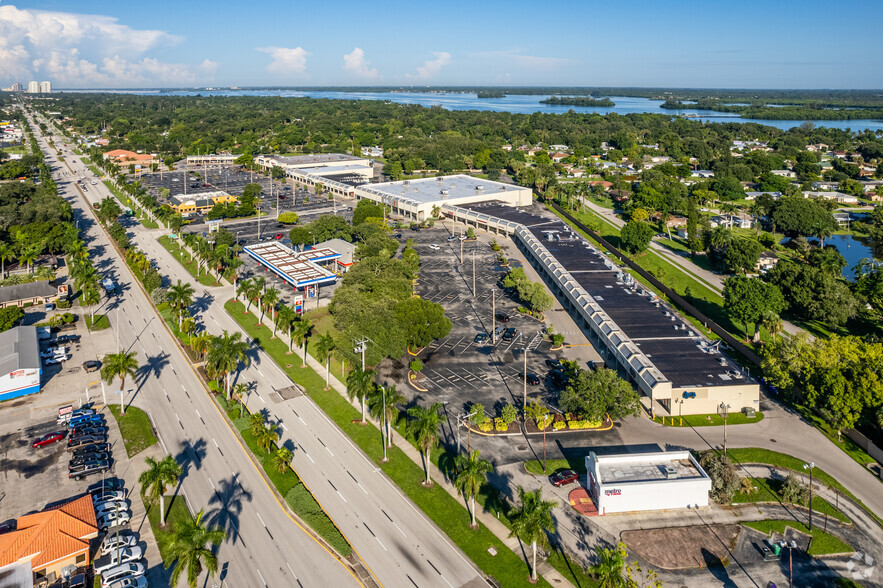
[99,562,145,588]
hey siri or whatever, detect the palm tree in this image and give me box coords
[256,423,279,454]
[272,447,293,473]
[206,331,250,400]
[261,287,279,322]
[249,411,266,436]
[245,280,263,314]
[232,382,249,418]
[454,450,494,528]
[226,256,243,289]
[759,310,783,343]
[138,455,183,527]
[189,330,213,362]
[274,304,294,339]
[406,402,442,485]
[168,280,195,330]
[314,333,335,389]
[235,278,252,305]
[589,543,629,588]
[346,367,375,423]
[0,242,15,278]
[292,318,313,367]
[166,509,226,588]
[368,385,405,448]
[508,487,557,582]
[18,244,42,273]
[100,350,139,414]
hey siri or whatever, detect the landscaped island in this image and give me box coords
[540,96,615,107]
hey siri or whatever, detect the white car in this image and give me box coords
[95,500,130,518]
[44,356,68,365]
[99,562,145,587]
[93,491,126,505]
[91,181,98,185]
[93,546,143,574]
[97,510,131,530]
[40,347,68,359]
[100,531,136,555]
[106,576,147,588]
[428,244,440,250]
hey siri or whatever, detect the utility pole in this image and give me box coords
[381,386,388,462]
[472,249,476,298]
[460,236,464,263]
[491,290,496,343]
[721,403,730,455]
[354,337,369,371]
[523,336,528,410]
[804,462,815,530]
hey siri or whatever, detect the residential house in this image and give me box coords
[609,189,630,202]
[360,146,383,158]
[501,145,512,152]
[860,180,883,193]
[691,170,715,179]
[549,144,569,152]
[550,152,570,163]
[102,149,156,167]
[802,191,859,205]
[756,251,779,273]
[833,212,851,227]
[0,280,65,309]
[711,214,753,229]
[744,191,781,200]
[805,143,829,152]
[0,495,98,584]
[812,181,840,191]
[586,180,613,190]
[771,169,797,178]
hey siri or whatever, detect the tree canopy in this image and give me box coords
[559,367,641,422]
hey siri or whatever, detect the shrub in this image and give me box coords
[278,212,300,224]
[62,312,75,324]
[494,417,508,432]
[538,414,553,430]
[781,473,810,505]
[553,421,566,430]
[470,403,485,425]
[151,288,169,305]
[501,403,518,425]
[567,419,601,430]
[56,299,71,309]
[479,418,494,432]
[466,227,476,239]
[410,358,423,372]
[699,451,740,504]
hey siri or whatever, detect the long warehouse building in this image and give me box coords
[441,201,759,417]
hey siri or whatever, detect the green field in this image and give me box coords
[743,520,852,556]
[106,405,158,457]
[225,299,552,587]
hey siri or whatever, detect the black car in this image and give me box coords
[519,372,540,386]
[502,327,517,342]
[71,443,111,459]
[83,360,101,372]
[495,312,510,323]
[67,435,108,451]
[70,425,107,437]
[88,477,125,496]
[69,460,110,480]
[56,334,81,344]
[549,369,567,387]
[70,451,111,466]
[474,332,488,344]
[545,358,563,370]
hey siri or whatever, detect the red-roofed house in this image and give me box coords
[102,149,156,166]
[0,496,98,583]
[550,152,570,163]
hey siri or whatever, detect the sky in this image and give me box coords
[1,0,881,89]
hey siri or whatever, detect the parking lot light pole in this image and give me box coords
[472,249,476,298]
[491,290,496,343]
[803,462,814,530]
[523,337,528,410]
[456,410,478,454]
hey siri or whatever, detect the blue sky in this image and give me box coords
[2,0,881,88]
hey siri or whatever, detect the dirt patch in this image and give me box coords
[622,524,741,570]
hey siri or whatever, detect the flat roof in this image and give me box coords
[297,247,341,263]
[595,452,705,484]
[270,154,364,166]
[244,242,337,288]
[364,175,521,205]
[460,203,753,389]
[296,164,372,176]
[0,325,40,374]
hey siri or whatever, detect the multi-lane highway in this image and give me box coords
[30,111,487,588]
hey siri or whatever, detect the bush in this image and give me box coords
[501,403,518,425]
[567,419,601,430]
[278,212,300,224]
[466,227,476,239]
[699,451,741,504]
[553,421,566,430]
[494,417,508,432]
[56,299,71,309]
[781,473,810,505]
[470,403,485,425]
[410,358,423,372]
[479,418,494,432]
[151,288,169,305]
[62,312,75,324]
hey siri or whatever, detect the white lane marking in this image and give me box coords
[256,569,267,587]
[211,316,219,324]
[213,438,220,449]
[281,423,288,431]
[256,368,264,376]
[394,522,406,537]
[286,562,297,580]
[181,383,186,390]
[325,446,334,456]
[300,445,314,463]
[208,477,215,490]
[257,394,265,404]
[256,512,267,527]
[375,537,388,552]
[336,489,347,503]
[195,409,201,419]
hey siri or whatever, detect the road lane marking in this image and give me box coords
[281,423,288,431]
[394,522,406,537]
[256,569,268,588]
[257,394,265,404]
[208,477,215,490]
[213,438,224,456]
[256,368,264,376]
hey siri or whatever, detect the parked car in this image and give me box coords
[88,478,125,496]
[44,303,55,311]
[93,546,143,574]
[518,372,540,386]
[446,235,457,242]
[105,575,148,588]
[549,369,567,387]
[70,407,96,417]
[67,435,108,451]
[545,358,563,370]
[68,414,104,427]
[550,469,579,487]
[274,233,283,239]
[93,490,126,506]
[502,327,517,341]
[70,450,110,465]
[83,360,101,372]
[94,500,130,518]
[44,355,69,365]
[473,332,488,344]
[96,509,131,530]
[493,326,506,339]
[99,563,145,588]
[70,426,108,438]
[429,244,440,250]
[56,334,81,344]
[32,432,65,448]
[495,312,510,323]
[69,460,110,480]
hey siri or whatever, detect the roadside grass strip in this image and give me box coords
[733,477,851,524]
[106,405,158,457]
[85,313,111,330]
[657,411,765,427]
[742,520,853,557]
[157,236,221,287]
[225,298,553,587]
[146,494,193,566]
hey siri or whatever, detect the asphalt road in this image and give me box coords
[31,116,362,588]
[34,115,486,588]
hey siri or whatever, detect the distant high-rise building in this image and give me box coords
[39,81,51,94]
[28,81,39,93]
[2,82,24,92]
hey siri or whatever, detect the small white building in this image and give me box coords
[585,451,711,515]
[0,326,41,402]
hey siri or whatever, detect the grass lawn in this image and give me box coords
[733,476,851,524]
[146,494,193,566]
[85,314,110,330]
[302,307,349,381]
[87,164,102,177]
[139,215,159,229]
[725,448,882,527]
[224,299,551,587]
[658,411,764,427]
[157,236,222,287]
[742,520,852,556]
[106,405,157,457]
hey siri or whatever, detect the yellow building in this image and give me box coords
[170,191,237,216]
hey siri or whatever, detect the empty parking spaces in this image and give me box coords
[404,227,563,414]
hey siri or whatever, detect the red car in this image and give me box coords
[32,432,65,448]
[550,469,579,487]
[274,233,283,239]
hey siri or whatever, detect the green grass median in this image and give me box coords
[85,313,110,330]
[743,520,852,556]
[106,405,157,457]
[147,494,193,565]
[225,298,551,587]
[158,236,222,287]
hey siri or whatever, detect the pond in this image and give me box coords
[780,234,877,280]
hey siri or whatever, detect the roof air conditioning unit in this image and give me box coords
[664,465,678,479]
[440,189,449,195]
[718,358,727,366]
[476,185,483,191]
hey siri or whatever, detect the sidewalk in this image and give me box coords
[244,298,578,588]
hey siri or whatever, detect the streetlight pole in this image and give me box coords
[491,290,496,343]
[523,336,528,410]
[472,249,476,298]
[721,403,730,455]
[381,386,388,462]
[804,462,815,530]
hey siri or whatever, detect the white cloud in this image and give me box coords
[343,47,378,79]
[478,49,570,69]
[199,59,220,75]
[0,5,213,87]
[412,51,451,79]
[257,46,309,75]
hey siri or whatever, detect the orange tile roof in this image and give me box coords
[0,495,97,570]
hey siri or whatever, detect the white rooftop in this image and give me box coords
[594,452,706,484]
[364,175,517,204]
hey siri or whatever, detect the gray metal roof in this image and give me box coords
[366,175,518,205]
[0,280,58,304]
[0,325,40,375]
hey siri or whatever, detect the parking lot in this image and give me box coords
[394,226,565,417]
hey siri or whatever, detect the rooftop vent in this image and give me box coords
[440,190,449,195]
[475,185,484,191]
[718,358,727,367]
[664,465,678,479]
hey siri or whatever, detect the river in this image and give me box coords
[62,89,883,133]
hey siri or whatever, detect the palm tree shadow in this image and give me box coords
[206,474,253,546]
[191,291,214,315]
[133,351,171,395]
[174,438,208,493]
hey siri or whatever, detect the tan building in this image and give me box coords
[102,149,156,167]
[0,495,98,583]
[169,191,237,216]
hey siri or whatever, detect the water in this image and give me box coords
[61,89,883,133]
[780,234,877,280]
